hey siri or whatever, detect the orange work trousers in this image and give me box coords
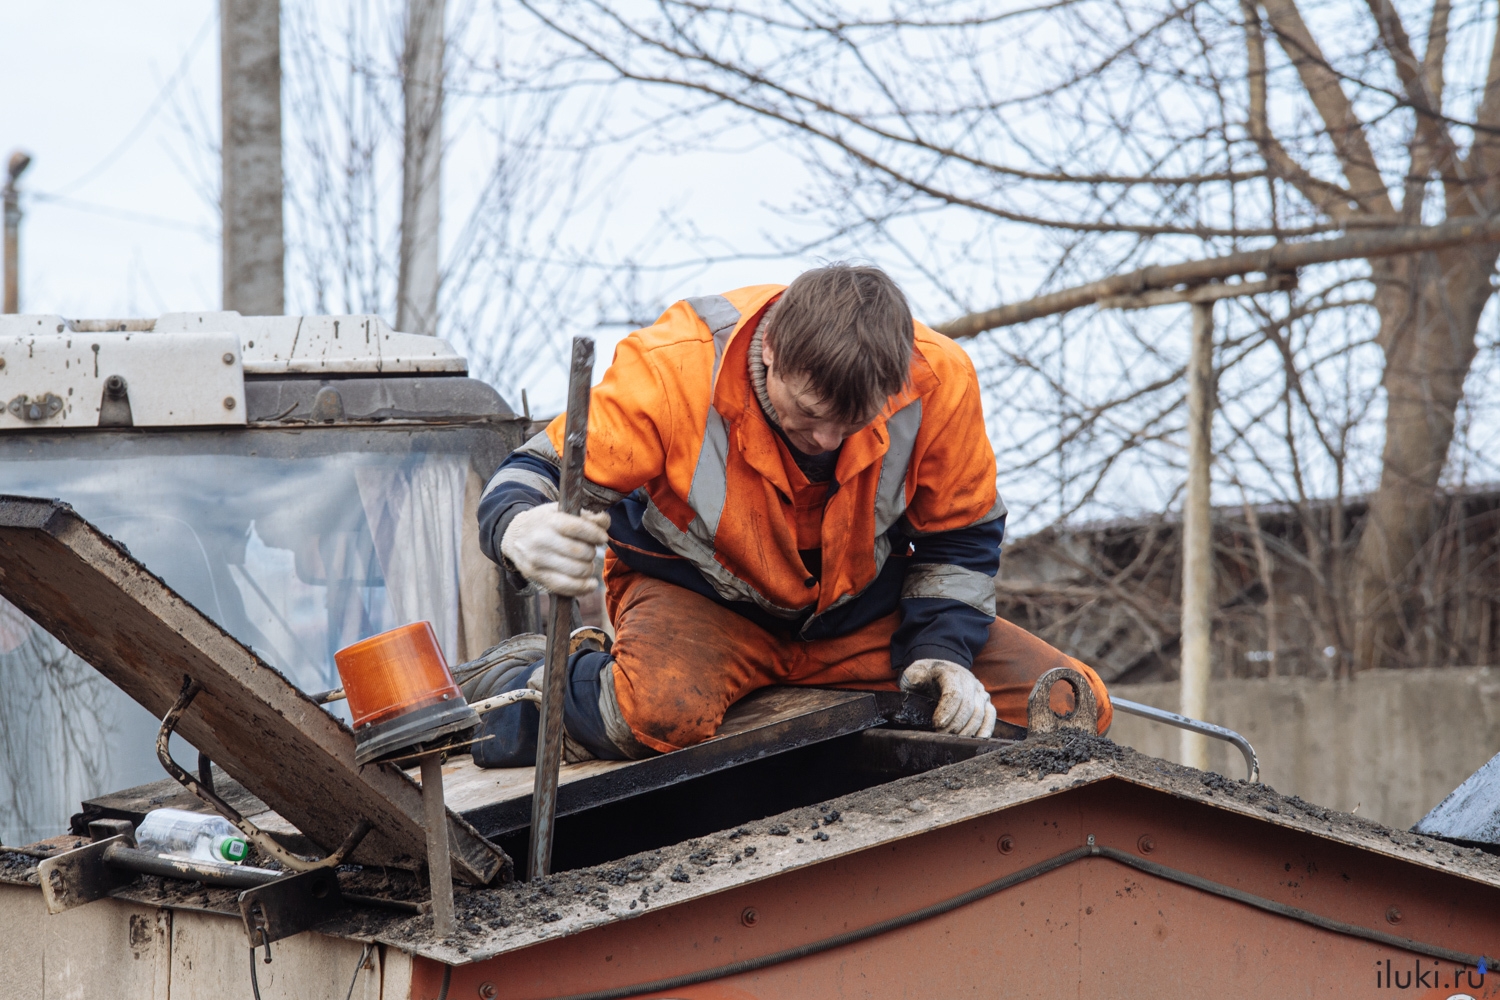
[603,562,1112,754]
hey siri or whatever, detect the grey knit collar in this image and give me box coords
[748,298,783,429]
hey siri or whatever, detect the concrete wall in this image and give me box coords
[1108,668,1500,830]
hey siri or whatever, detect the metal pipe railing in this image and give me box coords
[1110,696,1260,783]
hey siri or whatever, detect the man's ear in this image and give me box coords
[760,333,775,373]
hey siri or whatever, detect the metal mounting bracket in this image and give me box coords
[36,836,137,914]
[36,835,286,914]
[1027,667,1100,734]
[239,867,347,946]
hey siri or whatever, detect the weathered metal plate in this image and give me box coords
[35,836,135,913]
[78,770,269,833]
[1414,750,1500,847]
[239,868,346,946]
[0,496,506,883]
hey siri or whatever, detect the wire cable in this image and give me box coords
[23,193,216,238]
[249,947,263,1000]
[52,12,216,197]
[531,841,1493,1000]
[344,942,375,1000]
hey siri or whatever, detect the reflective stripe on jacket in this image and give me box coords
[510,284,1004,638]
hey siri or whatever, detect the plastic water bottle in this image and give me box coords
[135,808,249,864]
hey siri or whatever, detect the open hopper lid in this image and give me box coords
[0,495,506,884]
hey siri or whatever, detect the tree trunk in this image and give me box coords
[1351,240,1497,670]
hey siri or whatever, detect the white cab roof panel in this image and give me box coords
[0,317,245,429]
[0,312,466,430]
[154,312,466,375]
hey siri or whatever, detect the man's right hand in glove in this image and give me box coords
[500,502,610,596]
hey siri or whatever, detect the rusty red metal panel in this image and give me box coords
[409,780,1500,999]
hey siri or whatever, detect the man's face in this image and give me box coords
[762,339,879,455]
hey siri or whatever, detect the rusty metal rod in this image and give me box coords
[107,843,283,889]
[156,677,372,872]
[419,752,454,935]
[530,335,594,880]
[468,687,542,715]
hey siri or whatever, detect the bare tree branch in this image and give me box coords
[1260,0,1396,215]
[939,214,1500,337]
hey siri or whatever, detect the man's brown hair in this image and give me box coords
[764,264,914,423]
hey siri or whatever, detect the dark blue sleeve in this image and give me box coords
[477,451,561,565]
[890,514,1005,671]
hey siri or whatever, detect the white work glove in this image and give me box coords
[500,502,610,597]
[900,658,997,738]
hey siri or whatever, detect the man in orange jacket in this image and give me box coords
[475,265,1110,764]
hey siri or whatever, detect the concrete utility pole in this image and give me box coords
[221,0,285,316]
[1103,273,1295,770]
[397,0,445,336]
[3,151,31,314]
[1179,301,1215,770]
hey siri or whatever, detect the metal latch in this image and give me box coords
[7,393,62,421]
[1027,666,1100,734]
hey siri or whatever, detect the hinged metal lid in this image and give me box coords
[1413,751,1500,847]
[0,496,507,884]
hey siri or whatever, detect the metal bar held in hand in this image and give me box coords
[530,335,594,879]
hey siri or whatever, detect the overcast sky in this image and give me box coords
[0,3,1270,526]
[2,2,224,316]
[0,2,848,411]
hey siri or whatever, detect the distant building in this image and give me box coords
[996,486,1500,683]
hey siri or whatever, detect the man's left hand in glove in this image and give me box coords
[899,658,997,738]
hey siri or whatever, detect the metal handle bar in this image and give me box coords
[1109,696,1260,783]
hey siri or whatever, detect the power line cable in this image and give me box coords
[25,191,216,239]
[52,11,217,197]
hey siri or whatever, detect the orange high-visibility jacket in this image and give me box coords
[533,284,1004,633]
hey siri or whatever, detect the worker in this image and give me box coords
[474,265,1111,765]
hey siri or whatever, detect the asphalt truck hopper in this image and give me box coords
[10,492,986,886]
[78,683,1012,877]
[0,495,507,884]
[8,493,1500,997]
[17,735,1500,999]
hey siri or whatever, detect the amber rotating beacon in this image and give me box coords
[334,622,479,765]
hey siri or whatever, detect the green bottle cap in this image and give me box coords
[214,834,248,863]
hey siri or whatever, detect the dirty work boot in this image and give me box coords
[470,651,655,767]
